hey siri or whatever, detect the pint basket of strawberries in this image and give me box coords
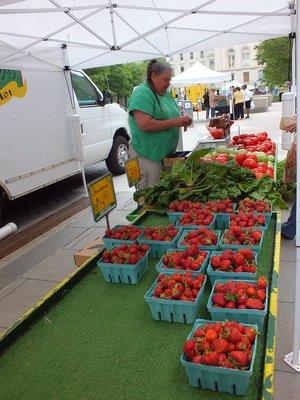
[207,248,258,285]
[229,212,268,230]
[144,272,207,323]
[167,200,203,224]
[176,209,216,230]
[97,243,150,284]
[177,228,221,252]
[219,226,264,251]
[103,225,144,249]
[238,199,272,224]
[137,225,182,258]
[156,245,209,276]
[181,319,258,395]
[207,278,268,331]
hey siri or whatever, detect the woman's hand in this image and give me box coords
[285,122,296,133]
[173,115,192,127]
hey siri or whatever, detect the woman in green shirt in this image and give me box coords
[128,59,192,189]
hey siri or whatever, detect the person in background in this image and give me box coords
[209,88,218,118]
[127,59,192,189]
[203,89,210,120]
[242,84,253,119]
[281,121,297,240]
[233,87,245,120]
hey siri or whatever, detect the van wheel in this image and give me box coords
[106,136,129,175]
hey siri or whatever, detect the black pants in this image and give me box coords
[234,103,244,120]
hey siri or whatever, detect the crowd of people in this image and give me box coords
[203,85,254,120]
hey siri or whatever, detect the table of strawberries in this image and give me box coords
[0,131,281,400]
[95,132,282,399]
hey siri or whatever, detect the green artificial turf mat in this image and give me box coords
[0,217,276,400]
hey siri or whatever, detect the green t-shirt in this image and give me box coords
[128,82,180,163]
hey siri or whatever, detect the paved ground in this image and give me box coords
[1,101,299,399]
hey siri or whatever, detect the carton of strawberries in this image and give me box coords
[220,226,263,250]
[181,319,258,395]
[207,277,268,331]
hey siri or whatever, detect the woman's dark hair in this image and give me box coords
[147,59,172,87]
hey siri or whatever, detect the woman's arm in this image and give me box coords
[132,110,191,132]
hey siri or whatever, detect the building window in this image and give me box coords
[200,51,204,58]
[209,59,215,70]
[243,72,250,82]
[242,47,250,67]
[180,66,184,72]
[180,53,183,61]
[231,73,235,80]
[258,69,264,81]
[228,48,235,68]
[190,52,193,59]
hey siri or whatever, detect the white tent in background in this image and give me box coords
[171,62,231,87]
[224,80,243,88]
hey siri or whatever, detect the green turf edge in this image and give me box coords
[0,253,101,354]
[261,213,281,400]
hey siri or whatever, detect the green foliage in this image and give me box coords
[275,159,296,201]
[133,157,288,210]
[255,37,291,87]
[85,61,148,99]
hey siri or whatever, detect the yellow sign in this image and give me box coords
[0,80,27,106]
[88,173,117,222]
[125,157,141,187]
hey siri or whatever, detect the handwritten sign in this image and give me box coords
[125,157,141,187]
[88,173,117,222]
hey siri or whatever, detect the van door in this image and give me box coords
[71,70,113,165]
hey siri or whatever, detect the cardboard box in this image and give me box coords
[279,116,296,130]
[73,237,104,267]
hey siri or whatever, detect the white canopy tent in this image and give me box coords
[171,61,231,87]
[1,0,300,376]
[0,0,292,71]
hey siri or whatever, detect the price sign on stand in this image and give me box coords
[125,157,141,188]
[88,173,117,227]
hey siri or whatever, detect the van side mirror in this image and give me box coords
[102,90,113,104]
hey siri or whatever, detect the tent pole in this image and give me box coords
[284,0,300,372]
[62,44,88,198]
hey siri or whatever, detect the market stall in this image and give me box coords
[0,1,299,399]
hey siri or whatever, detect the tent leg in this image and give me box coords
[284,0,300,373]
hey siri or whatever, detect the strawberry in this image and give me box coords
[212,293,226,307]
[244,327,257,343]
[256,289,266,302]
[205,329,218,342]
[193,327,205,337]
[229,351,249,367]
[191,355,202,364]
[257,276,268,289]
[225,327,244,344]
[202,351,219,366]
[211,338,229,354]
[245,298,264,309]
[183,339,196,358]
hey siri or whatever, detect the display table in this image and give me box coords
[0,211,281,400]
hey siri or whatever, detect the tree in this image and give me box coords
[85,61,148,104]
[255,37,291,87]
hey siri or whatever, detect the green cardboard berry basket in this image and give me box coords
[137,228,183,259]
[207,279,268,331]
[155,249,210,276]
[206,250,258,285]
[181,318,258,396]
[177,229,221,252]
[144,273,207,324]
[97,247,150,284]
[102,224,144,249]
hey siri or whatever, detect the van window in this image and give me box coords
[71,71,102,107]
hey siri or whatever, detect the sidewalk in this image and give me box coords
[1,102,299,399]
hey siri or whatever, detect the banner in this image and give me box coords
[0,69,27,106]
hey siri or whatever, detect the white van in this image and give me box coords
[0,68,131,222]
